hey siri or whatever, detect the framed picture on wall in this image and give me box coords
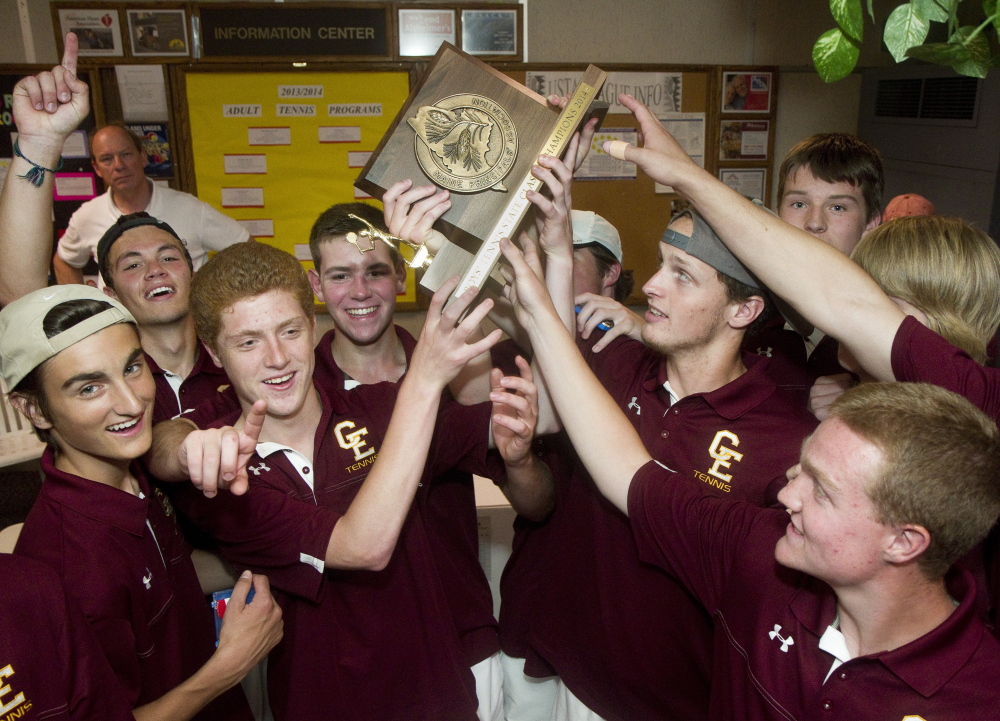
[719,120,769,160]
[721,71,771,113]
[398,8,455,57]
[461,9,518,56]
[126,9,190,57]
[58,8,124,57]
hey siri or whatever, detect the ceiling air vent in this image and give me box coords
[875,76,979,120]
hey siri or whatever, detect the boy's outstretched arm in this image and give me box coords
[606,93,903,381]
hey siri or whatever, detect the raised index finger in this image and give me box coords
[242,399,268,446]
[62,32,79,77]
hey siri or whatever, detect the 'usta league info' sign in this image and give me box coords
[358,44,607,306]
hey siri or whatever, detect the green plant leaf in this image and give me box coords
[884,4,931,62]
[831,0,865,42]
[813,28,861,82]
[986,0,1000,43]
[868,0,876,21]
[913,0,949,22]
[950,25,992,77]
[906,41,970,65]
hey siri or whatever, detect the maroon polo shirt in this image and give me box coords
[313,326,501,667]
[891,315,1000,633]
[0,554,135,721]
[14,450,251,721]
[488,338,562,667]
[807,334,847,378]
[170,380,493,721]
[525,334,817,721]
[629,459,1000,721]
[892,314,1000,420]
[740,315,816,391]
[147,340,231,425]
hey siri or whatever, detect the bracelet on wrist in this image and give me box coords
[13,139,64,188]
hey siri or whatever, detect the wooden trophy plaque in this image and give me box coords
[356,43,607,305]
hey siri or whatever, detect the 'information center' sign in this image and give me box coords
[199,6,390,58]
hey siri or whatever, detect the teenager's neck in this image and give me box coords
[252,384,323,463]
[54,447,139,495]
[138,315,199,380]
[835,572,956,657]
[110,178,153,215]
[331,325,407,384]
[663,337,747,400]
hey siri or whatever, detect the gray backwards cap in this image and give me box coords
[660,209,762,290]
[0,285,135,390]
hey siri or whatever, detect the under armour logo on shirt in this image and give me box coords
[249,463,270,476]
[143,569,152,589]
[756,347,773,358]
[769,624,794,652]
[627,397,641,415]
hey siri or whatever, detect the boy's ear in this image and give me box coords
[728,295,765,330]
[9,393,53,430]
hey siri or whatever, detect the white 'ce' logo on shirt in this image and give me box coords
[335,421,376,461]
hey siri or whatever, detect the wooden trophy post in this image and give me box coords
[356,43,607,306]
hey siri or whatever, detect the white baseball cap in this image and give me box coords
[0,285,135,390]
[571,210,622,263]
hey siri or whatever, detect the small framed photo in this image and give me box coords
[127,9,189,56]
[461,9,518,56]
[58,9,124,57]
[398,8,455,57]
[721,71,772,113]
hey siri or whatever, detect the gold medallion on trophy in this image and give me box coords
[407,94,517,193]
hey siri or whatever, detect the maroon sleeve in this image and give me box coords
[626,459,786,612]
[892,315,1000,421]
[170,482,339,602]
[178,385,241,429]
[426,399,493,480]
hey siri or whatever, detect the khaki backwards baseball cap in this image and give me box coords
[572,210,623,263]
[660,209,762,290]
[0,285,136,390]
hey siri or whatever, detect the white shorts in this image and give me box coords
[499,651,558,721]
[552,679,606,721]
[472,652,504,721]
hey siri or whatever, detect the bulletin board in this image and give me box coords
[181,68,420,306]
[496,63,777,306]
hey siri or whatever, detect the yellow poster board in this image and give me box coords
[184,70,416,304]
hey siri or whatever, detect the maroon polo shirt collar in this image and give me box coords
[144,339,227,380]
[316,325,417,386]
[39,447,149,536]
[648,352,777,421]
[789,566,982,697]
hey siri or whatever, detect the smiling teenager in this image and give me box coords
[497,223,1000,720]
[94,213,234,423]
[147,241,547,720]
[0,285,283,721]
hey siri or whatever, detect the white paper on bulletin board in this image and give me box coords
[185,71,417,306]
[654,113,706,194]
[575,129,638,181]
